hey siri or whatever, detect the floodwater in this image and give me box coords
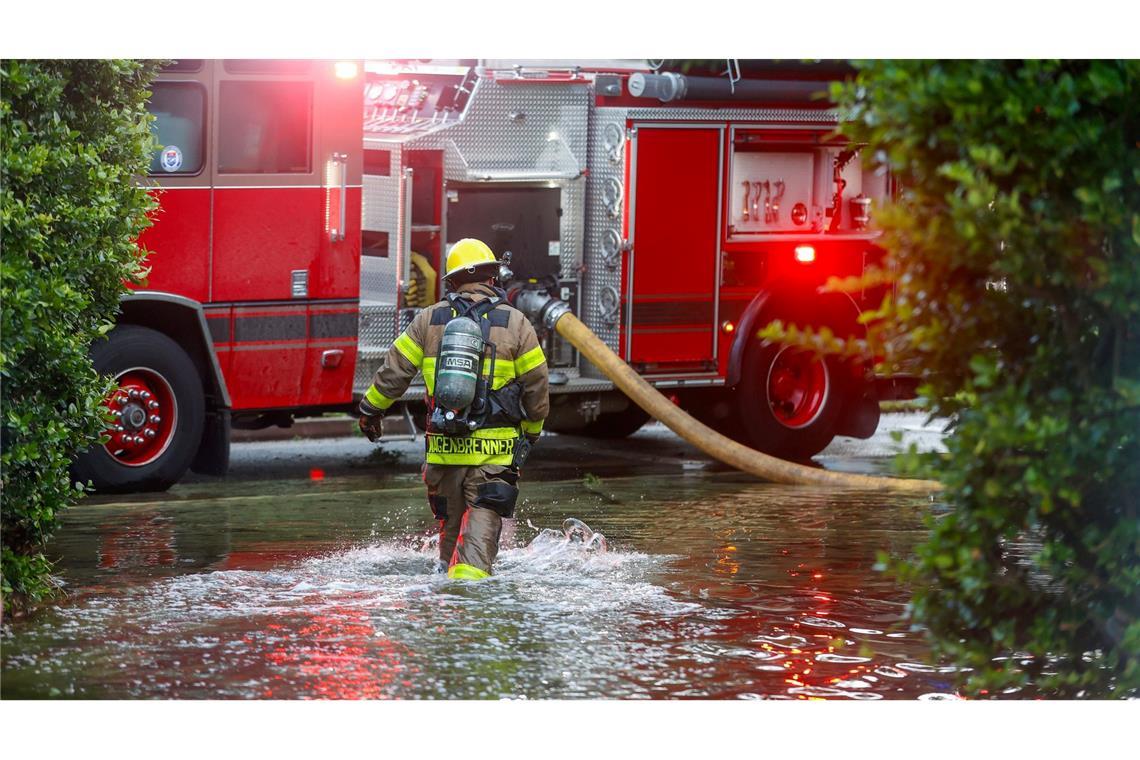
[1,470,988,699]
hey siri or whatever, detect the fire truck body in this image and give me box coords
[356,61,890,444]
[140,59,363,413]
[76,59,899,492]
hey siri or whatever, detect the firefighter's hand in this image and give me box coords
[358,413,383,442]
[525,433,540,448]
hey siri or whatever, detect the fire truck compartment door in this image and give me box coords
[628,126,722,369]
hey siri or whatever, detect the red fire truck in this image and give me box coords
[74,58,909,492]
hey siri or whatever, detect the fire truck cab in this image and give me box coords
[74,59,906,492]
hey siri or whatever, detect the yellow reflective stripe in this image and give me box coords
[483,359,515,378]
[423,356,513,392]
[425,428,519,466]
[520,418,544,435]
[427,357,514,389]
[486,359,516,391]
[448,563,490,580]
[394,333,423,368]
[515,345,546,376]
[365,385,395,410]
[470,426,519,439]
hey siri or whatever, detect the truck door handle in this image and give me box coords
[326,153,348,243]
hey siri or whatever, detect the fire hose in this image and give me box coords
[513,290,941,493]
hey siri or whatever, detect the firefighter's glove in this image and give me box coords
[358,413,384,443]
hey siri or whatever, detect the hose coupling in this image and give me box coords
[509,287,572,331]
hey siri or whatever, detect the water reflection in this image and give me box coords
[2,475,982,699]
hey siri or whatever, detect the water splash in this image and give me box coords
[2,482,978,700]
[502,517,616,577]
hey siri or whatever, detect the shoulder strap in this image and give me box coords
[445,293,502,344]
[470,298,501,344]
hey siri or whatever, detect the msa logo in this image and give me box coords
[444,356,474,371]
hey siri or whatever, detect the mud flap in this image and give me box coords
[191,408,230,476]
[835,384,880,440]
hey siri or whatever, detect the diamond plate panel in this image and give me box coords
[558,178,586,278]
[403,78,590,280]
[354,348,383,395]
[361,143,401,234]
[581,107,629,374]
[358,303,397,349]
[432,78,590,175]
[361,143,401,303]
[354,303,398,393]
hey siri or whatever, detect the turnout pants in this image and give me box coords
[423,463,520,576]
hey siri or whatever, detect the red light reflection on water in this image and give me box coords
[714,544,740,576]
[97,512,176,569]
[261,603,415,699]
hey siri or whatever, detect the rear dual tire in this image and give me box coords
[72,325,205,493]
[737,340,848,461]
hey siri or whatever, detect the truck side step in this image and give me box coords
[378,403,418,442]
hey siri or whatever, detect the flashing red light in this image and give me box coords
[794,245,816,264]
[310,468,326,481]
[335,62,359,79]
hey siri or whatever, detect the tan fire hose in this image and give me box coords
[554,312,942,493]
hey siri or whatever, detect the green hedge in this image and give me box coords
[1,60,161,610]
[836,61,1139,696]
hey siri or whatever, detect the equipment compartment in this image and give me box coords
[446,185,562,281]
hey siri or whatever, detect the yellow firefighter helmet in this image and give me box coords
[444,238,499,281]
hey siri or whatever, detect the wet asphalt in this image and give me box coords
[148,412,947,499]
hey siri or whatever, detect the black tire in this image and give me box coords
[578,404,651,439]
[737,339,848,460]
[72,325,205,493]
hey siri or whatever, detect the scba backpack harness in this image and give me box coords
[428,291,529,460]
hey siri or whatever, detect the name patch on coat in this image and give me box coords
[426,435,516,458]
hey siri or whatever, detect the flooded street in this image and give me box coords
[1,417,983,700]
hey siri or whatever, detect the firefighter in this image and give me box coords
[357,238,549,580]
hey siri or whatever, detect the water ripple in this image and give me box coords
[1,477,994,699]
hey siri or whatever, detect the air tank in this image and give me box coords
[435,317,484,412]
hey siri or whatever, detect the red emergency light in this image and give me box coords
[794,245,816,264]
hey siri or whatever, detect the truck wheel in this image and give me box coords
[578,404,651,439]
[72,325,205,493]
[738,339,847,460]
